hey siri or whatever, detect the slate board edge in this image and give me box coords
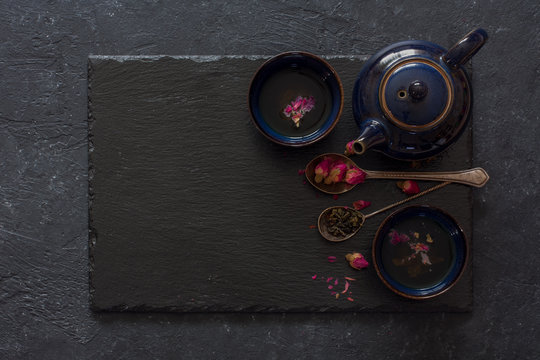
[87,58,97,310]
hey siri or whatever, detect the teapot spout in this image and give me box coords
[347,119,387,155]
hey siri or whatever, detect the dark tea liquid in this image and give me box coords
[381,216,456,289]
[258,67,332,137]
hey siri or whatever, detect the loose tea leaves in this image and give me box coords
[325,207,362,237]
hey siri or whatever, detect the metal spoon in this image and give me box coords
[318,182,451,242]
[305,153,489,194]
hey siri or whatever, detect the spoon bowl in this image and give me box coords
[317,206,365,242]
[305,153,489,194]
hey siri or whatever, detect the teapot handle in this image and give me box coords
[443,28,488,69]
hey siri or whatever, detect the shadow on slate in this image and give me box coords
[88,55,473,312]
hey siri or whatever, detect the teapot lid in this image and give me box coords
[379,58,454,130]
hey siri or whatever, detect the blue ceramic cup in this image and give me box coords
[372,205,468,299]
[248,52,343,146]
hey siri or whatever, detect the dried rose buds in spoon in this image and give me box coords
[305,153,489,195]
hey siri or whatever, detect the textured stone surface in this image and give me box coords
[1,0,539,358]
[88,55,472,312]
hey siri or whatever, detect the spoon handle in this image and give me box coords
[364,167,489,188]
[364,182,451,219]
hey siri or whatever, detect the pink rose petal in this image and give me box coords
[352,200,371,211]
[397,180,420,195]
[342,281,350,294]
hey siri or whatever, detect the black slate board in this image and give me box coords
[88,55,473,312]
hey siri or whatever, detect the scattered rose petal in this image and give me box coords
[346,252,369,270]
[334,278,338,285]
[342,281,350,294]
[292,96,302,111]
[298,169,306,175]
[311,274,317,280]
[308,225,317,229]
[328,256,337,263]
[397,180,420,195]
[420,252,432,265]
[352,200,371,211]
[333,194,339,200]
[330,291,337,295]
[326,277,333,283]
[284,105,293,116]
[328,285,333,289]
[344,277,356,281]
[347,297,354,302]
[345,167,367,185]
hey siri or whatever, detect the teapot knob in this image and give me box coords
[408,80,428,100]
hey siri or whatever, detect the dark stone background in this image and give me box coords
[0,0,538,358]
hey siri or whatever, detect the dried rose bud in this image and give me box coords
[324,163,348,184]
[345,167,366,185]
[397,180,420,195]
[352,200,371,211]
[314,158,332,183]
[346,252,369,270]
[344,141,356,156]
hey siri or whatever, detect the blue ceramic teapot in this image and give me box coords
[349,29,488,160]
